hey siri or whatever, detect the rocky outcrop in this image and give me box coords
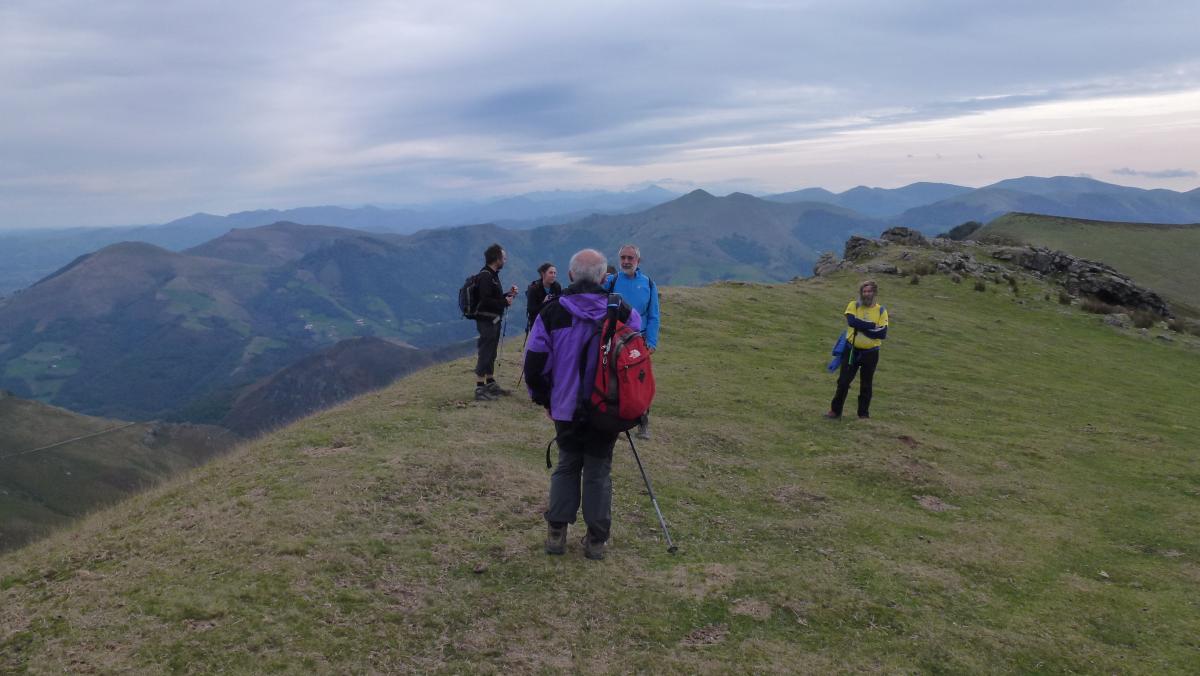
[990,246,1172,318]
[812,252,846,277]
[843,236,883,261]
[880,227,928,247]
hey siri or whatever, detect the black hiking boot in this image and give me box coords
[581,535,606,560]
[486,380,510,397]
[545,524,567,555]
[474,385,495,401]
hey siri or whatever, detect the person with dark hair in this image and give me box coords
[473,243,518,401]
[826,279,889,419]
[525,262,562,333]
[525,248,641,560]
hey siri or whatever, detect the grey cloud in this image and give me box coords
[4,0,1200,226]
[1113,168,1198,179]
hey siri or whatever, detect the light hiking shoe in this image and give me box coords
[474,385,495,401]
[635,417,650,440]
[486,381,511,397]
[545,524,567,555]
[581,535,606,560]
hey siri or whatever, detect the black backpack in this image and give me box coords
[458,272,482,319]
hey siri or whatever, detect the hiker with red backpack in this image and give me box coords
[523,248,655,560]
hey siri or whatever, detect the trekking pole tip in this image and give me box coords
[667,545,679,554]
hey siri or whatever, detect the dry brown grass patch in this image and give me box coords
[913,495,958,512]
[730,597,772,620]
[668,562,737,600]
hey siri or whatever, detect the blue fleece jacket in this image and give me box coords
[605,269,660,350]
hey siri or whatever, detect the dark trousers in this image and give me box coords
[830,347,880,417]
[474,317,500,377]
[545,421,618,542]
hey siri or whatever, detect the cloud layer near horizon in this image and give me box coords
[2,0,1199,227]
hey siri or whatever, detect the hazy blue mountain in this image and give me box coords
[0,187,679,295]
[895,177,1200,233]
[763,187,838,203]
[764,182,972,218]
[984,176,1142,196]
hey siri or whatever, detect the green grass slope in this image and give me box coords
[0,394,234,553]
[979,212,1200,317]
[2,264,1198,673]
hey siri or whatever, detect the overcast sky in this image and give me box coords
[2,0,1199,228]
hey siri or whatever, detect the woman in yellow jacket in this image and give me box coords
[826,280,889,419]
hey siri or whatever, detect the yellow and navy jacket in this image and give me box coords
[844,300,889,351]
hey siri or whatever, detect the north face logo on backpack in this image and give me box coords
[587,299,656,434]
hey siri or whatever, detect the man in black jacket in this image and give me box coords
[525,262,562,333]
[474,243,518,401]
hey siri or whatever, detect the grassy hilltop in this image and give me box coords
[979,213,1200,317]
[2,248,1198,673]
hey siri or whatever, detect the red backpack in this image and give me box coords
[587,295,656,434]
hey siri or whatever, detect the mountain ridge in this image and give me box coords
[2,242,1196,671]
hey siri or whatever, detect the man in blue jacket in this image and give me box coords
[525,249,641,560]
[606,244,659,439]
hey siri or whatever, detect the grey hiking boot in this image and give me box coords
[581,535,606,560]
[635,416,650,440]
[545,524,567,555]
[486,380,510,397]
[474,385,495,401]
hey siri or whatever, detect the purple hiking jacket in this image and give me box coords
[523,284,641,422]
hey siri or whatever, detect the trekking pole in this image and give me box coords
[495,307,509,379]
[625,430,678,554]
[515,331,529,388]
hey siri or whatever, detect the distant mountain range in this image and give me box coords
[0,187,679,296]
[888,177,1200,233]
[5,176,1200,297]
[0,190,878,423]
[4,175,1200,426]
[766,181,974,217]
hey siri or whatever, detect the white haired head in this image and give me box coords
[568,249,608,285]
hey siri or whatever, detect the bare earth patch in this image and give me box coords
[731,598,772,620]
[670,563,737,600]
[679,624,729,647]
[914,495,959,512]
[770,484,828,506]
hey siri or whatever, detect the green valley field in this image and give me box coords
[979,213,1200,317]
[2,254,1198,672]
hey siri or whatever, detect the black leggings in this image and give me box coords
[830,348,879,417]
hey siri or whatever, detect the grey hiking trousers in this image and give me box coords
[545,422,618,542]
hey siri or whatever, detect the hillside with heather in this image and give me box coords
[2,239,1197,672]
